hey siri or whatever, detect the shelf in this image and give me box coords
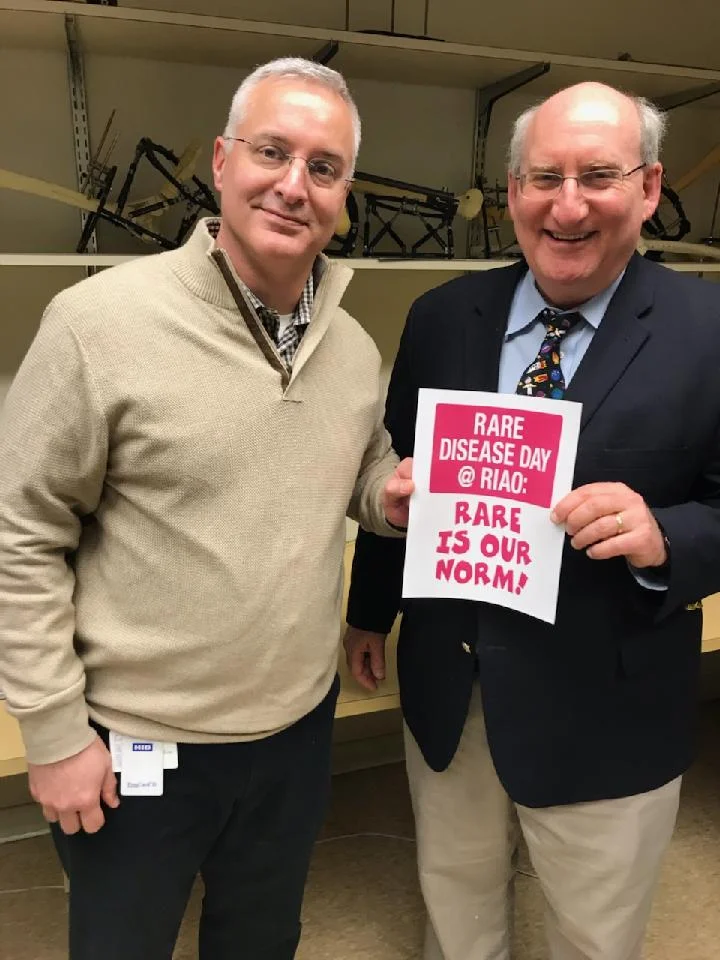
[0,254,137,267]
[335,692,400,719]
[0,253,510,269]
[702,594,720,654]
[1,253,720,273]
[0,701,26,778]
[2,1,720,99]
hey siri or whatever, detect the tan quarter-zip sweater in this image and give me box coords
[0,220,400,764]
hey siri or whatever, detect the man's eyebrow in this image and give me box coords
[252,130,287,142]
[527,160,622,172]
[583,161,623,169]
[311,149,345,164]
[252,131,344,163]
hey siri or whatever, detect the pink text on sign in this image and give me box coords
[429,404,563,507]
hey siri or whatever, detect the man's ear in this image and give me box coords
[507,172,519,223]
[642,162,663,221]
[212,136,227,195]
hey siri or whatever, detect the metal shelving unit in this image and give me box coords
[2,0,719,270]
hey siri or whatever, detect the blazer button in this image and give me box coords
[461,641,472,654]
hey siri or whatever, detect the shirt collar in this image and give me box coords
[206,216,314,328]
[506,267,626,340]
[242,277,313,330]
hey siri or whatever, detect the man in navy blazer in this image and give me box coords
[345,82,720,960]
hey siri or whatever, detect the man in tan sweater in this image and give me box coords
[0,58,411,959]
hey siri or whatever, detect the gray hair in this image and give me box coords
[507,90,667,175]
[223,57,361,173]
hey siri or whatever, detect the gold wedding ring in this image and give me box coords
[615,512,624,536]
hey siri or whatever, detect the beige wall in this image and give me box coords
[0,266,87,406]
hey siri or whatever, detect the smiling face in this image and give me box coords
[212,77,354,280]
[507,84,662,307]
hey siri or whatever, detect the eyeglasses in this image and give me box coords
[224,137,352,189]
[516,163,646,199]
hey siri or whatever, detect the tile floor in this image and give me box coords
[1,700,719,959]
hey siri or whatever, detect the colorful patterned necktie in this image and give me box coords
[516,308,583,399]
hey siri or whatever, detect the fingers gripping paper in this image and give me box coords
[402,389,581,624]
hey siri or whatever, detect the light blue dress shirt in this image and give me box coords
[497,268,624,395]
[496,267,665,590]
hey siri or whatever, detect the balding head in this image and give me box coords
[543,83,638,143]
[509,83,666,177]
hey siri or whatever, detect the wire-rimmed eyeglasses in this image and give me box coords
[224,137,353,189]
[516,163,646,199]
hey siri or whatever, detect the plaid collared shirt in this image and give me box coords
[207,218,313,368]
[241,279,312,370]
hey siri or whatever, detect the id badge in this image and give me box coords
[119,739,164,796]
[109,731,178,771]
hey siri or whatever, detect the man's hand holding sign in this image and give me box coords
[552,482,668,569]
[382,457,415,530]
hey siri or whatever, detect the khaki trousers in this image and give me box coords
[404,682,681,960]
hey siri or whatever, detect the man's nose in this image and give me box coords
[274,157,309,204]
[551,177,589,222]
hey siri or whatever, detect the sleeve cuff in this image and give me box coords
[628,560,669,592]
[385,518,408,533]
[16,697,94,765]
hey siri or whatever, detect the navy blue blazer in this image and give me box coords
[347,253,720,808]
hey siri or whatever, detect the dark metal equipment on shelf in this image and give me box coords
[357,171,458,258]
[640,142,720,260]
[702,176,720,248]
[642,182,691,243]
[75,121,219,253]
[326,172,484,258]
[0,110,219,254]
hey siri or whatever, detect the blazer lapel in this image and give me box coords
[464,262,526,392]
[564,253,655,431]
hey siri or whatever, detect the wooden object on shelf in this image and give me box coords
[636,239,720,262]
[672,145,720,194]
[0,167,116,214]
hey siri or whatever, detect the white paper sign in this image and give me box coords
[402,389,582,624]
